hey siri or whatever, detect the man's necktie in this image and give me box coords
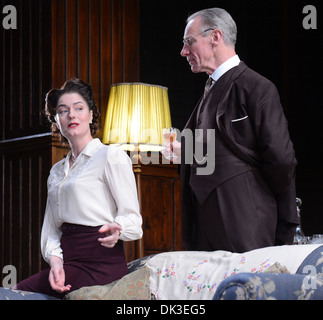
[203,77,214,98]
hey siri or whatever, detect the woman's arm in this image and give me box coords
[104,147,143,241]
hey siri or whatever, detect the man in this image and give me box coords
[179,8,299,252]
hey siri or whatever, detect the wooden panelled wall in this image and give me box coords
[0,0,53,283]
[0,0,140,283]
[51,0,140,131]
[0,0,52,140]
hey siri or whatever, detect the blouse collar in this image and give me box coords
[62,138,102,173]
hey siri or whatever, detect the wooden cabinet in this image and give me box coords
[139,156,182,257]
[0,134,53,281]
[126,155,183,260]
[126,152,182,260]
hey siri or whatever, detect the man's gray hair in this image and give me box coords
[187,8,237,47]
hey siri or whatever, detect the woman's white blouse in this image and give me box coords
[41,138,143,263]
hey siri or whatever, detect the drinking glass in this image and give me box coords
[309,234,323,244]
[162,127,178,160]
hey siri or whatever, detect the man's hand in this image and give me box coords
[161,140,181,164]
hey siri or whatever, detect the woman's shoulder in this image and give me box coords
[102,144,132,166]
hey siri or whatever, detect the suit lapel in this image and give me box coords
[215,62,260,167]
[216,62,248,119]
[183,63,245,131]
[183,96,202,130]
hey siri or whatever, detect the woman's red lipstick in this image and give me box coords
[68,123,79,128]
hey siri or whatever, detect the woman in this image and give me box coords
[16,78,143,298]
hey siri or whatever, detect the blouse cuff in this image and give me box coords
[44,249,63,264]
[114,215,143,241]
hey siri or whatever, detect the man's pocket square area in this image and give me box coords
[231,116,248,122]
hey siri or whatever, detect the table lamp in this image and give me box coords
[102,82,172,258]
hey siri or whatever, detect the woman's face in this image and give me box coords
[55,92,93,141]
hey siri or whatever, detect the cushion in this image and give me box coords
[64,266,151,300]
[213,272,323,300]
[0,287,58,300]
[146,244,321,300]
[213,245,323,300]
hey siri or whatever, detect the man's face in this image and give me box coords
[180,17,215,75]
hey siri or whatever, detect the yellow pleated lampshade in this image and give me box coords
[102,83,172,152]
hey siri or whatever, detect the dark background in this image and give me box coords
[140,0,323,235]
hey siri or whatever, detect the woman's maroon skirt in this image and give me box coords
[16,223,128,299]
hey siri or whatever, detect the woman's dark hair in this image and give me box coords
[45,78,100,139]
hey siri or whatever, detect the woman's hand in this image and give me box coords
[98,223,122,248]
[48,256,71,293]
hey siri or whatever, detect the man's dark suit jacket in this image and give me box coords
[180,62,299,252]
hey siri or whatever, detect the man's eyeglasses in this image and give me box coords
[182,28,215,46]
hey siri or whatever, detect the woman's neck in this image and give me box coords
[69,135,93,160]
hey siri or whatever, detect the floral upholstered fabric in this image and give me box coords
[213,272,323,300]
[213,245,323,300]
[0,288,58,300]
[146,245,322,300]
